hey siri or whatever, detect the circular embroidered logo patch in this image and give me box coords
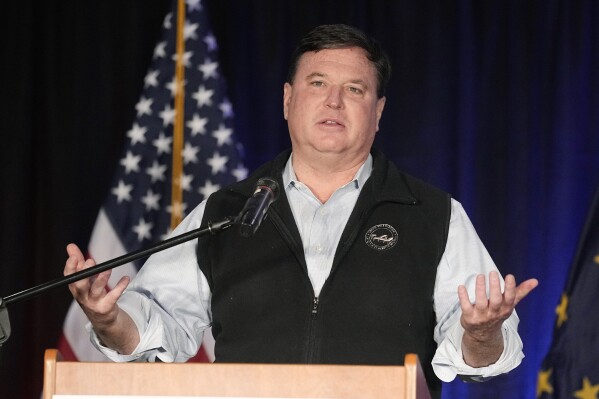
[365,224,398,251]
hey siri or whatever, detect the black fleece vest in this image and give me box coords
[197,149,450,398]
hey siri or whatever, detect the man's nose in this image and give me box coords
[325,86,344,109]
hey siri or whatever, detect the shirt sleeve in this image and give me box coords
[431,199,525,382]
[89,200,213,362]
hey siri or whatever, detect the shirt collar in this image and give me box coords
[282,153,373,191]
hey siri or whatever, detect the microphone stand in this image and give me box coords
[0,216,235,349]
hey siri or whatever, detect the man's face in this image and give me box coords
[283,47,386,162]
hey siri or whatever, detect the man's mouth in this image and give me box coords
[319,119,344,127]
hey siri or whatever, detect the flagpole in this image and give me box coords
[171,0,186,228]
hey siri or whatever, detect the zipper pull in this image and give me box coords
[311,297,319,317]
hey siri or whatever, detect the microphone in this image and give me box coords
[238,177,280,237]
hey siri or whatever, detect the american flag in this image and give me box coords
[58,0,246,362]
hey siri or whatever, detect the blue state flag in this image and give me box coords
[537,186,599,398]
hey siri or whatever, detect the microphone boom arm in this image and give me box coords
[0,216,235,347]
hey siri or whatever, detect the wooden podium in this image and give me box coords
[43,348,431,398]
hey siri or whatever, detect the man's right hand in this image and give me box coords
[64,243,139,354]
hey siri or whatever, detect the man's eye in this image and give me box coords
[348,86,363,94]
[311,81,324,87]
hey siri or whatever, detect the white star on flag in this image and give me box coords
[127,123,148,144]
[192,85,214,107]
[199,179,222,199]
[181,173,194,191]
[171,51,193,68]
[146,160,167,182]
[219,99,234,118]
[132,218,153,241]
[159,104,176,126]
[153,133,173,154]
[167,77,188,96]
[187,113,209,135]
[212,124,233,146]
[145,70,160,88]
[199,59,219,79]
[182,142,200,164]
[120,151,142,173]
[206,151,229,174]
[135,97,154,117]
[184,21,199,40]
[141,189,162,211]
[204,33,217,51]
[111,180,133,203]
[154,41,167,58]
[187,0,202,12]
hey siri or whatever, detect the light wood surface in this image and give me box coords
[43,348,431,399]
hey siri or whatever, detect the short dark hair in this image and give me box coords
[286,24,391,98]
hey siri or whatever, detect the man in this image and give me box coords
[65,24,537,398]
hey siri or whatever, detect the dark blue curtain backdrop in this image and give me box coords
[0,1,598,398]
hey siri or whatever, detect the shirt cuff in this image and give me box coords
[431,316,524,382]
[87,293,169,362]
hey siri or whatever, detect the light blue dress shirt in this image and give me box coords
[89,154,525,382]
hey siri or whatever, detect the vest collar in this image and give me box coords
[369,148,420,205]
[229,148,420,206]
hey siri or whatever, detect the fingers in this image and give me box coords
[458,274,491,314]
[487,271,503,311]
[63,243,131,331]
[460,272,537,341]
[105,276,131,303]
[88,268,111,299]
[65,244,90,298]
[66,243,85,260]
[458,284,472,313]
[502,274,517,306]
[64,243,85,276]
[474,274,489,311]
[459,272,537,314]
[64,243,106,300]
[498,274,538,307]
[514,278,539,305]
[460,272,502,314]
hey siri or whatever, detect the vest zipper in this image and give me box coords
[306,296,319,363]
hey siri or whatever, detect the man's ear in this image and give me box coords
[283,82,292,120]
[375,96,386,131]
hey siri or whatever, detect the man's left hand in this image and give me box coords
[458,271,538,367]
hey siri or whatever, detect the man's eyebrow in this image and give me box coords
[305,72,326,80]
[304,73,369,87]
[348,79,368,87]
